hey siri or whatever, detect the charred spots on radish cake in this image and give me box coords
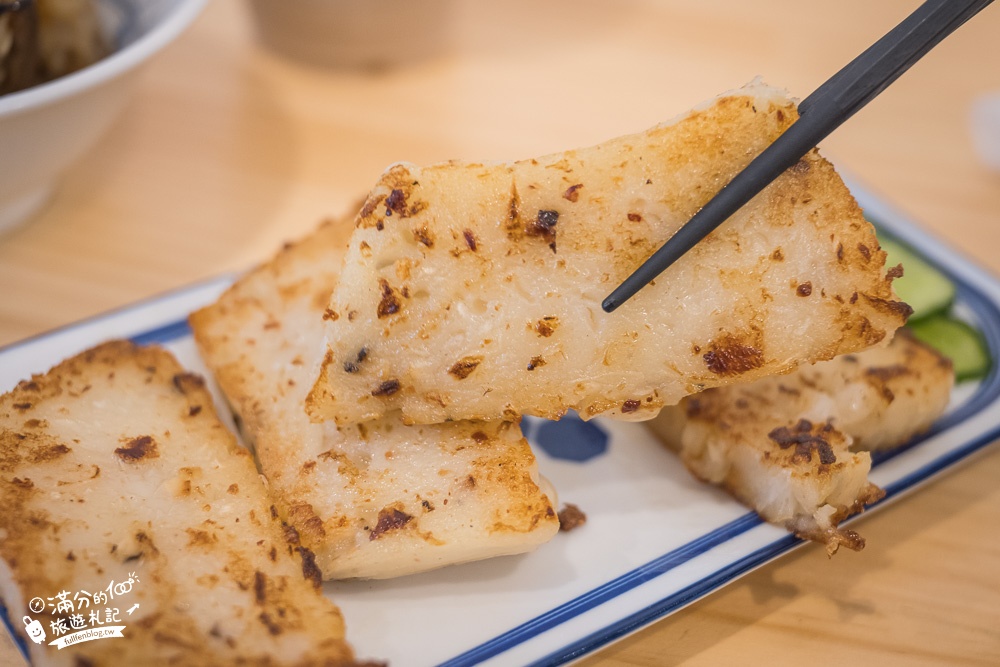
[369,507,413,540]
[382,183,427,219]
[297,546,323,589]
[562,183,583,202]
[253,570,267,604]
[526,356,546,371]
[863,363,911,403]
[506,186,560,251]
[533,316,559,337]
[768,419,837,465]
[28,442,71,464]
[702,332,764,377]
[343,347,368,374]
[527,209,559,252]
[463,228,478,252]
[358,194,383,221]
[115,435,159,462]
[376,279,403,319]
[506,183,523,237]
[413,225,434,248]
[864,364,909,382]
[172,372,205,395]
[449,356,482,380]
[357,173,426,230]
[283,524,301,546]
[385,189,407,216]
[258,612,282,636]
[372,379,401,397]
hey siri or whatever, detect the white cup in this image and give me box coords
[971,93,1000,172]
[248,0,456,70]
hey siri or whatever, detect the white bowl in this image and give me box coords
[0,0,207,234]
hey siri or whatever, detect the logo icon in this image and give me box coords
[24,575,140,649]
[22,616,46,644]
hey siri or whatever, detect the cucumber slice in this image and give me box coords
[908,315,992,382]
[880,237,955,321]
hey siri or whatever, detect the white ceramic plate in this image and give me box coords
[3,182,999,666]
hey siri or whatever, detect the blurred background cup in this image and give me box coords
[247,0,456,71]
[971,93,1000,173]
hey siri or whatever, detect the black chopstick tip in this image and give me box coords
[602,285,633,313]
[603,275,646,313]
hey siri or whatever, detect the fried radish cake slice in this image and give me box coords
[647,332,954,553]
[0,341,361,667]
[306,80,910,428]
[189,218,558,580]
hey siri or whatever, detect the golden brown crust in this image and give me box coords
[307,82,908,427]
[0,341,359,666]
[648,333,953,554]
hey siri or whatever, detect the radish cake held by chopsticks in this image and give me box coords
[306,80,910,428]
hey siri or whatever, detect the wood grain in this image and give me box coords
[2,0,999,664]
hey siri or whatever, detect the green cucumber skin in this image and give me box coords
[908,316,991,382]
[879,237,956,322]
[869,230,991,382]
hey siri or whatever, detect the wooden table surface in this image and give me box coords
[3,1,1000,664]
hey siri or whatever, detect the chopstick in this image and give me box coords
[602,0,995,313]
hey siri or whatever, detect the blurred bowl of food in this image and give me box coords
[0,0,207,234]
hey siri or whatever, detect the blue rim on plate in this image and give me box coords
[1,182,998,666]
